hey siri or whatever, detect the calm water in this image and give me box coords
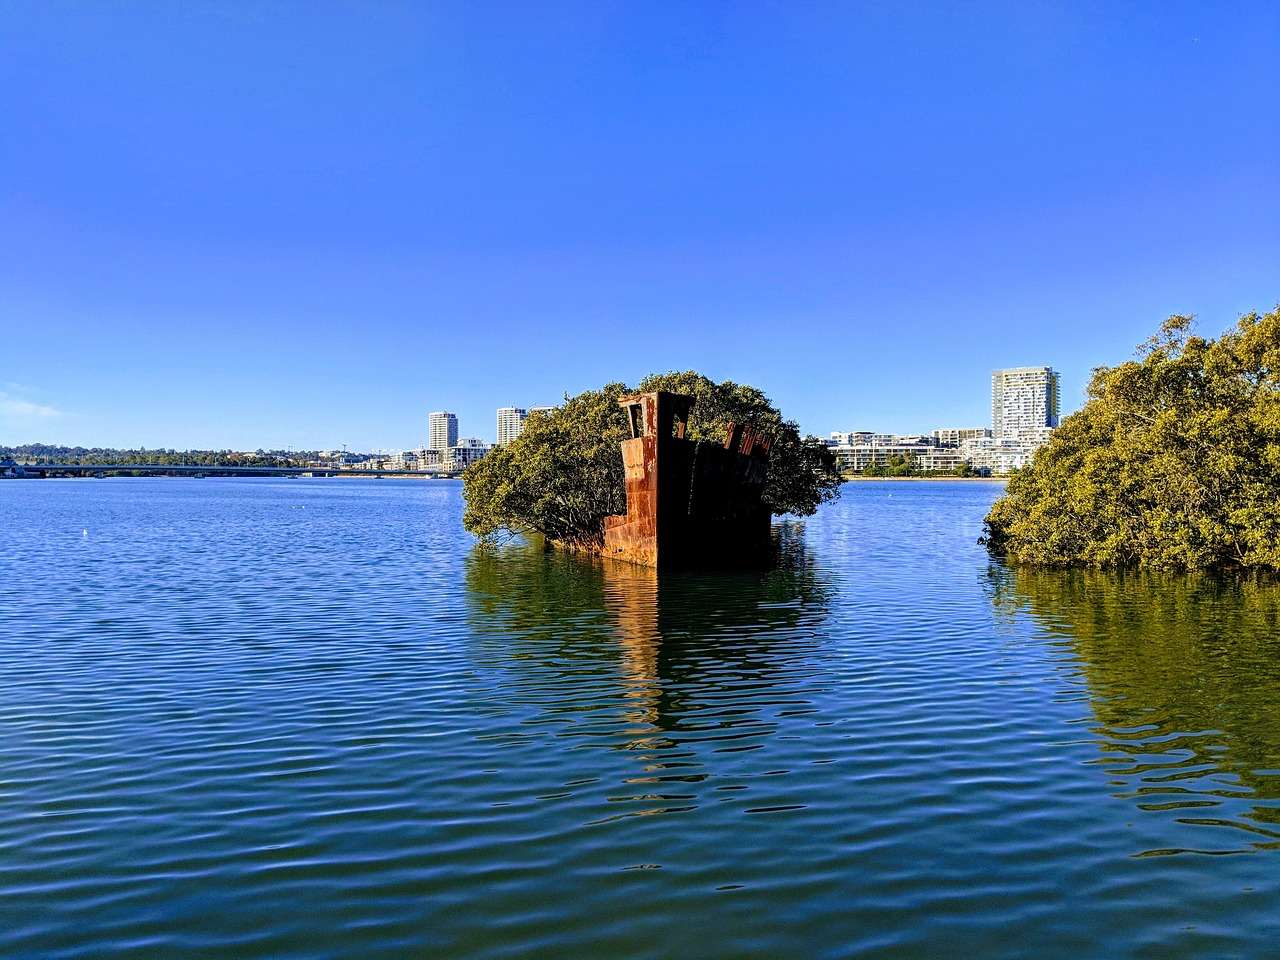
[3,478,1280,959]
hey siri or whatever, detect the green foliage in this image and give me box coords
[855,457,975,479]
[990,564,1280,799]
[463,372,841,548]
[635,371,841,517]
[862,454,915,477]
[462,382,631,550]
[983,306,1280,571]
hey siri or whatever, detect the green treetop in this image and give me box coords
[463,371,841,550]
[983,306,1280,571]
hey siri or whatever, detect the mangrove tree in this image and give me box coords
[982,306,1280,570]
[463,371,841,550]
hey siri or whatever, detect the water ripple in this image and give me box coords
[2,479,1280,958]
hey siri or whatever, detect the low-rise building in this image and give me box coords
[932,427,991,448]
[961,436,1042,474]
[446,437,492,472]
[915,448,968,472]
[826,427,1042,474]
[827,433,950,473]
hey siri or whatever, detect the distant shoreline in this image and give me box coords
[840,475,1007,483]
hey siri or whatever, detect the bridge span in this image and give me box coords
[2,463,461,479]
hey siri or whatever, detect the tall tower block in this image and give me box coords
[991,367,1059,440]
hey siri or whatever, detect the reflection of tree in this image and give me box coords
[465,537,615,656]
[463,524,834,744]
[992,564,1280,846]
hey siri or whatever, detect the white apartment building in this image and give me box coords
[991,367,1060,440]
[388,450,418,470]
[429,411,459,451]
[826,433,964,473]
[496,407,528,445]
[932,427,991,448]
[1014,426,1055,446]
[962,436,1041,474]
[445,437,492,472]
[816,365,1064,476]
[829,432,931,449]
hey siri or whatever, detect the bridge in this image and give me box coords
[1,463,462,479]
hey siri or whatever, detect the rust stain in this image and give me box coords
[602,391,772,569]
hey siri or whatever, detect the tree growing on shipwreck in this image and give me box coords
[983,306,1280,571]
[463,371,841,565]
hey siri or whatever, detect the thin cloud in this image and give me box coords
[0,391,63,418]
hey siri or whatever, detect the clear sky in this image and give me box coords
[2,1,1277,450]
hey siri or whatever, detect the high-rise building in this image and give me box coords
[496,407,528,445]
[991,367,1060,440]
[429,411,458,451]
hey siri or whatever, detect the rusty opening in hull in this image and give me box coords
[602,391,773,569]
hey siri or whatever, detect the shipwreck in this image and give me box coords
[602,391,773,569]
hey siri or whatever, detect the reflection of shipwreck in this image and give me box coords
[602,391,773,569]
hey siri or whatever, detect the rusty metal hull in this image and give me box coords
[602,392,773,570]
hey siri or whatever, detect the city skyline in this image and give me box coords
[0,354,1193,453]
[2,3,1276,450]
[1,363,1090,451]
[384,371,1061,453]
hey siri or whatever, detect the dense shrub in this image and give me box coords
[983,307,1280,570]
[463,371,841,549]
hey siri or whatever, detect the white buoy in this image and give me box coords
[83,529,87,536]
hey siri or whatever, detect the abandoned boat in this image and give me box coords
[602,391,773,569]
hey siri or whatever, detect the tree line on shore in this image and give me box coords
[1,444,321,468]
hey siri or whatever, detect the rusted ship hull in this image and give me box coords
[602,392,773,569]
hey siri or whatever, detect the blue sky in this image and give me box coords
[2,1,1277,450]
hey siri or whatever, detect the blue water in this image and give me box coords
[2,478,1279,958]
